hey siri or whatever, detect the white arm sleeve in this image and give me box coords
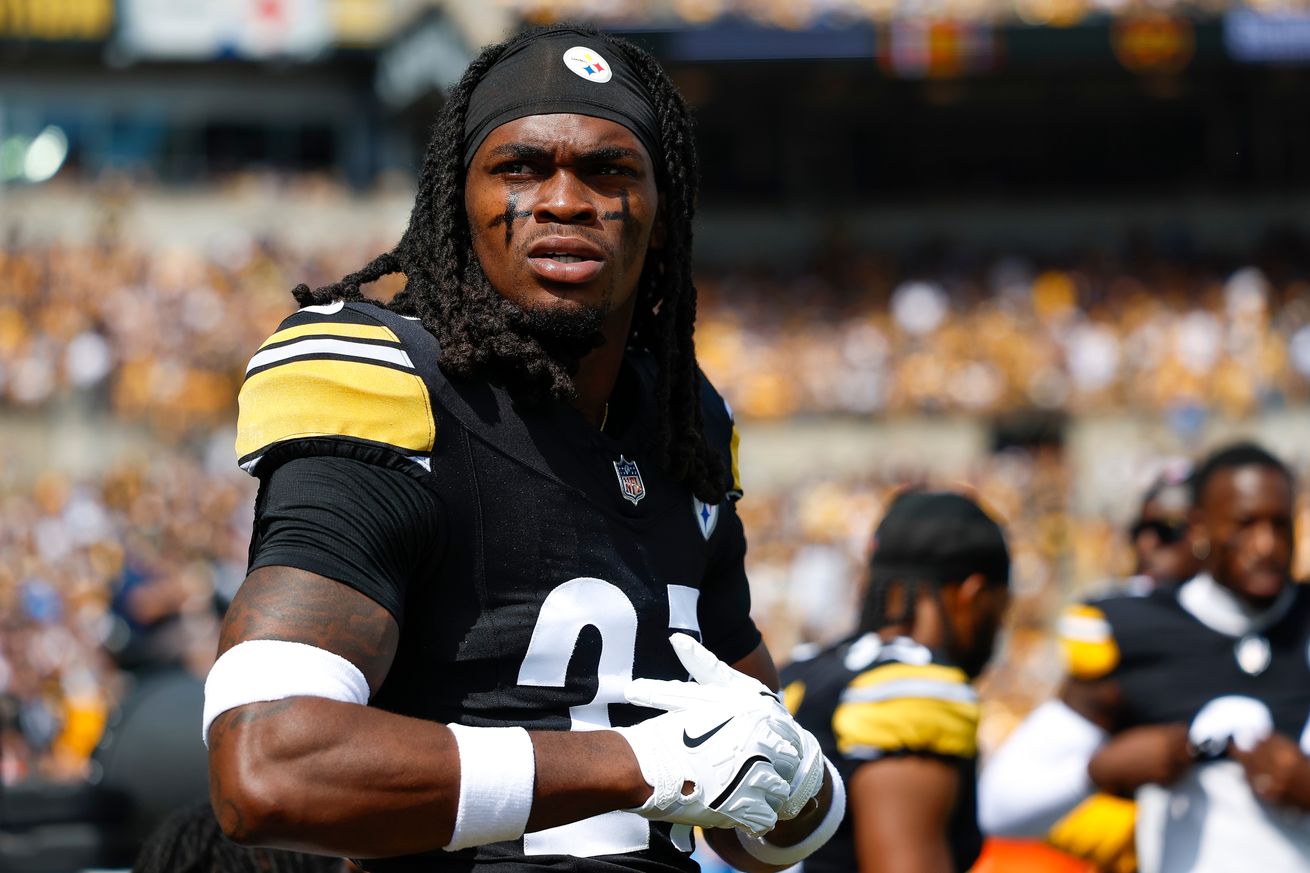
[977,699,1108,837]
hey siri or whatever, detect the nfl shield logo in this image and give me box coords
[613,456,646,505]
[693,497,719,539]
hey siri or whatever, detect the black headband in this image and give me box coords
[463,28,663,171]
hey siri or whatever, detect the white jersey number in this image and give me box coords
[516,578,700,858]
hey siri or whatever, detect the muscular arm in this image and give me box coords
[850,757,958,873]
[1067,677,1193,797]
[208,566,649,857]
[701,644,839,873]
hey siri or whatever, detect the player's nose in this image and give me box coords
[533,170,598,225]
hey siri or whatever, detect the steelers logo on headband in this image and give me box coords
[462,26,662,169]
[563,47,613,83]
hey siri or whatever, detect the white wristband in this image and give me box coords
[443,723,536,852]
[736,758,845,866]
[202,639,370,747]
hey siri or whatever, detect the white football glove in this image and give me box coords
[663,633,826,821]
[615,635,803,835]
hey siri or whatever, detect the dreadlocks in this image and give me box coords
[291,24,728,504]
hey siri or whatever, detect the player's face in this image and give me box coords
[465,114,662,333]
[1193,465,1294,605]
[1132,497,1199,585]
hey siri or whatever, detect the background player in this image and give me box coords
[1123,462,1199,595]
[204,23,840,873]
[780,491,1011,873]
[984,461,1203,873]
[980,442,1310,873]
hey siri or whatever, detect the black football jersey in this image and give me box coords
[236,302,759,872]
[1057,577,1310,871]
[1059,578,1310,740]
[779,634,983,873]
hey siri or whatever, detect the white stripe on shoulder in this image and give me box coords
[246,337,414,374]
[1058,613,1113,643]
[299,300,345,314]
[841,678,978,705]
[842,744,891,761]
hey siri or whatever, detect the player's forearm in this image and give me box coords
[209,697,459,855]
[703,767,837,873]
[1086,723,1191,796]
[208,697,648,857]
[1283,769,1310,810]
[859,840,954,873]
[529,728,651,828]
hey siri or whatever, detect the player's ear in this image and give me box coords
[1187,507,1211,562]
[956,573,988,610]
[940,577,983,658]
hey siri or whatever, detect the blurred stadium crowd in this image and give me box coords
[0,450,252,786]
[4,0,1310,870]
[5,211,1310,790]
[6,224,1310,425]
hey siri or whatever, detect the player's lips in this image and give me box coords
[527,237,606,284]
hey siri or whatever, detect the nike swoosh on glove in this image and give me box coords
[616,654,801,833]
[665,633,825,821]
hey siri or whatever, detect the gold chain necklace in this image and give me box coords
[599,402,609,432]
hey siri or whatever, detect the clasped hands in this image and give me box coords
[1088,699,1310,811]
[615,634,825,836]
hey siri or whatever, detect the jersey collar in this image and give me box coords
[1176,572,1296,638]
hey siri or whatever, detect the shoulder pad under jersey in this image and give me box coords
[1057,602,1122,681]
[833,656,979,761]
[235,301,437,476]
[697,372,743,501]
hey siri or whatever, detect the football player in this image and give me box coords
[1124,462,1198,594]
[204,24,842,873]
[992,463,1202,873]
[980,442,1310,873]
[780,491,1012,873]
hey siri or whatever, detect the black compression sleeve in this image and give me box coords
[698,502,763,665]
[248,456,443,624]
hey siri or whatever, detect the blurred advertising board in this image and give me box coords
[1225,9,1310,63]
[117,0,331,60]
[376,11,471,107]
[1110,14,1194,74]
[330,0,396,47]
[0,0,112,41]
[880,20,998,78]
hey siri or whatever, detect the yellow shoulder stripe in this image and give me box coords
[1058,604,1120,681]
[835,661,978,759]
[236,358,434,461]
[834,695,979,759]
[729,425,743,495]
[261,320,399,349]
[782,680,805,716]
